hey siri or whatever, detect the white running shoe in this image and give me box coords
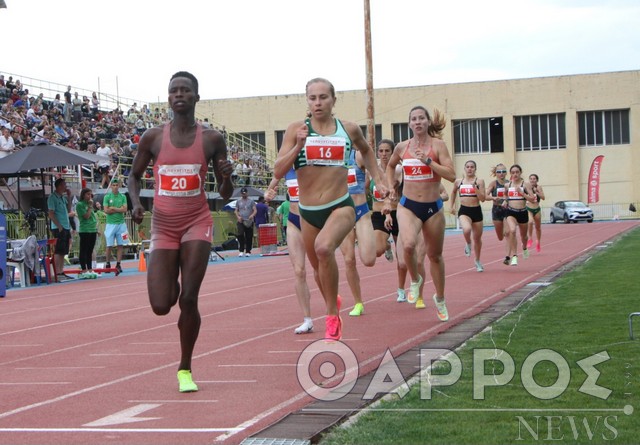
[407,275,423,304]
[475,260,484,272]
[464,243,471,257]
[238,252,244,257]
[294,319,314,334]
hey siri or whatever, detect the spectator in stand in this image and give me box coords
[54,121,70,144]
[9,128,19,148]
[0,127,15,158]
[96,138,113,188]
[14,79,24,94]
[81,96,90,118]
[9,89,20,104]
[78,130,90,151]
[5,76,15,91]
[90,92,100,117]
[26,103,43,126]
[72,92,83,123]
[63,86,72,122]
[127,102,138,118]
[34,125,50,144]
[52,93,63,112]
[135,114,146,134]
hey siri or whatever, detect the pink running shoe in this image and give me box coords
[325,315,342,342]
[536,242,541,253]
[527,239,533,249]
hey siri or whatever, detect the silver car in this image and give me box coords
[550,200,594,224]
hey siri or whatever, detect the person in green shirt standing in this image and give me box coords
[276,196,290,245]
[75,188,98,279]
[103,178,130,274]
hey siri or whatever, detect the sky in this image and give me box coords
[1,0,639,106]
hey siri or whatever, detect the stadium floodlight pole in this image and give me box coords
[363,0,375,149]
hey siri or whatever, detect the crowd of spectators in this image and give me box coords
[1,72,273,191]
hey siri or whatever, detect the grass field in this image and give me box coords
[320,227,640,445]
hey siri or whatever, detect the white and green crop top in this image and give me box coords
[293,118,352,170]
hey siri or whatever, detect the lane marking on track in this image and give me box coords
[128,400,218,403]
[0,427,242,433]
[84,404,161,427]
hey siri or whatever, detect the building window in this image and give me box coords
[578,109,630,147]
[359,124,383,146]
[515,113,566,151]
[392,123,410,143]
[238,131,266,149]
[275,130,285,151]
[452,117,504,154]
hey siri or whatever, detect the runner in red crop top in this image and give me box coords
[128,71,234,393]
[384,106,455,320]
[153,123,208,216]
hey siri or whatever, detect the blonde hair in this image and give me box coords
[490,163,506,177]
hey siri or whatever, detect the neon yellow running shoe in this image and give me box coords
[177,370,198,393]
[415,298,426,309]
[407,274,423,304]
[349,302,364,316]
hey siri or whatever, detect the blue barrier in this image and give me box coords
[1,213,6,297]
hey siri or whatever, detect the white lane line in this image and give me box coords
[15,367,106,370]
[198,380,257,384]
[218,364,297,367]
[0,382,71,385]
[130,342,178,345]
[127,400,218,403]
[90,353,166,356]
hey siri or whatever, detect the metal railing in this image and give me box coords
[1,70,145,114]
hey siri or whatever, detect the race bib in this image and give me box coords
[496,187,506,198]
[347,168,357,188]
[459,184,476,196]
[286,178,300,202]
[158,164,202,197]
[372,185,385,202]
[402,158,433,181]
[304,136,346,166]
[508,187,523,199]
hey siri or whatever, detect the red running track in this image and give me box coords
[1,220,637,445]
